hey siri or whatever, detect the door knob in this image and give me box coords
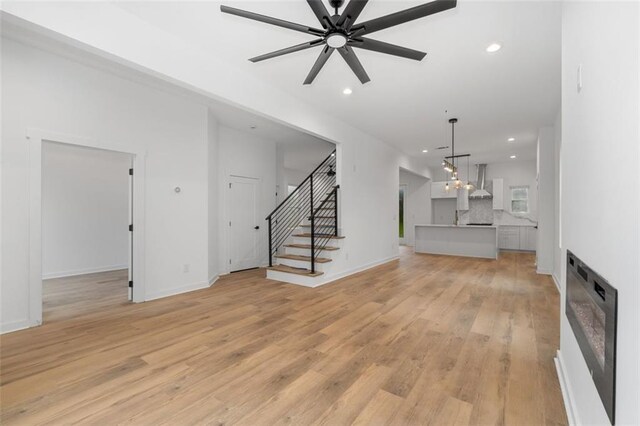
[254,226,260,230]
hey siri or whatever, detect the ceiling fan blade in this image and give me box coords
[350,37,426,61]
[336,0,369,29]
[337,45,370,84]
[351,0,456,35]
[304,46,335,85]
[250,39,324,62]
[220,5,324,36]
[306,0,334,29]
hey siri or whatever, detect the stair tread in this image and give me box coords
[293,233,345,239]
[284,244,340,251]
[268,265,324,277]
[275,254,332,263]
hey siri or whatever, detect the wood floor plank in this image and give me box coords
[0,247,567,425]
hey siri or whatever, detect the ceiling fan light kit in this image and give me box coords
[220,0,457,85]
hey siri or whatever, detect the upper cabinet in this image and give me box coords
[431,181,457,199]
[457,187,469,210]
[492,178,504,210]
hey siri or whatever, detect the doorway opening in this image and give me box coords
[41,141,133,322]
[399,184,407,245]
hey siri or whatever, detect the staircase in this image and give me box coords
[266,149,344,286]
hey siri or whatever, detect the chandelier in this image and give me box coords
[442,118,473,192]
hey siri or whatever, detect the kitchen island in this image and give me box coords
[414,224,498,259]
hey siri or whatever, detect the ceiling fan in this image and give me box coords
[220,0,457,85]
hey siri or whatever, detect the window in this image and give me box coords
[511,186,529,214]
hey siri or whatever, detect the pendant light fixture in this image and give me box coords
[442,117,471,191]
[464,156,474,190]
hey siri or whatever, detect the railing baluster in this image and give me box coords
[268,217,273,267]
[334,188,338,237]
[310,174,315,274]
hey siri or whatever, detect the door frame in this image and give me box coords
[26,128,147,327]
[399,184,407,245]
[225,174,262,274]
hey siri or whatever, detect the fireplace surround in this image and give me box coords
[566,250,617,424]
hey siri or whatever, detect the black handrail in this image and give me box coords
[267,150,338,271]
[266,149,336,220]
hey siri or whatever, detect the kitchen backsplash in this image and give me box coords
[459,199,536,226]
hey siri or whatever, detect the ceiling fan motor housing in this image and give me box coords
[329,0,345,9]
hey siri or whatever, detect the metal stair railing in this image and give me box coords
[266,149,337,272]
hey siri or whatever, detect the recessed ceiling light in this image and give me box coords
[486,43,502,53]
[507,137,515,142]
[422,149,428,153]
[510,155,517,159]
[342,87,352,95]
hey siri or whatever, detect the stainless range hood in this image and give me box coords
[469,164,493,199]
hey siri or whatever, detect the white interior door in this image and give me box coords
[229,175,260,272]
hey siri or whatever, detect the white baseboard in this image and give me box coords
[537,267,553,275]
[42,264,128,280]
[0,319,31,334]
[552,273,561,293]
[209,275,219,286]
[555,350,578,425]
[145,279,212,301]
[317,255,400,287]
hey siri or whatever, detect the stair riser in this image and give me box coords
[266,270,321,287]
[277,257,331,271]
[284,247,340,257]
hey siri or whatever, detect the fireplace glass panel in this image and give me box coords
[568,270,606,369]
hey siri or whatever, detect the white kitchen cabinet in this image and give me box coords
[498,225,537,251]
[430,181,457,199]
[492,178,504,210]
[498,226,520,250]
[519,226,537,251]
[457,188,469,210]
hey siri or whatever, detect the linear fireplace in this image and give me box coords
[566,251,618,424]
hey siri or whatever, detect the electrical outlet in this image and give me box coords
[183,264,190,273]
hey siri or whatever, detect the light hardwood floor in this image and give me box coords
[0,248,567,425]
[42,269,129,323]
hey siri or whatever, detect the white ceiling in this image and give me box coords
[115,0,561,165]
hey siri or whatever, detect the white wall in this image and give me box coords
[536,126,556,274]
[1,38,210,331]
[399,169,431,246]
[42,142,131,278]
[218,125,276,274]
[207,111,219,283]
[553,110,562,284]
[560,2,639,424]
[485,159,538,222]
